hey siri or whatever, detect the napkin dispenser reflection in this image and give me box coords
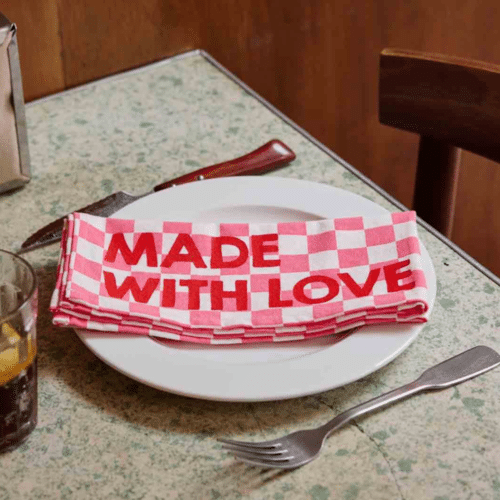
[0,12,30,193]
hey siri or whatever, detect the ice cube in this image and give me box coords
[0,282,24,316]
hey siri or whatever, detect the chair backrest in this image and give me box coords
[379,48,500,237]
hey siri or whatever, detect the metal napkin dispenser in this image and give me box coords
[0,13,30,193]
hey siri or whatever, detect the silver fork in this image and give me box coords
[219,345,500,469]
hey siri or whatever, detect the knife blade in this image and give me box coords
[19,139,296,253]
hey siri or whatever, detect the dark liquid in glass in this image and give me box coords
[0,357,37,452]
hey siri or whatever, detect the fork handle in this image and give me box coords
[320,346,500,438]
[319,381,425,437]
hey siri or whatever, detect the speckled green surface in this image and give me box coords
[1,51,499,500]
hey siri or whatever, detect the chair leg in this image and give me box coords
[413,136,462,238]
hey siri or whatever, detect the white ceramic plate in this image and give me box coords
[76,177,436,401]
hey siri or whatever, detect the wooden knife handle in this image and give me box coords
[153,139,296,192]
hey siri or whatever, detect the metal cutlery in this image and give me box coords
[219,345,500,469]
[19,139,296,253]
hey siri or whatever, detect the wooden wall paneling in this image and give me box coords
[331,1,418,206]
[453,152,500,277]
[1,0,64,101]
[57,0,203,88]
[196,0,278,101]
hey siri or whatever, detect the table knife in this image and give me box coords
[19,139,295,253]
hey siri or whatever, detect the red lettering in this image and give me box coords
[211,280,248,310]
[103,271,159,303]
[179,279,208,309]
[161,279,176,307]
[268,278,293,307]
[161,233,207,268]
[210,236,248,268]
[104,233,157,267]
[293,275,339,305]
[338,268,380,297]
[384,259,416,292]
[251,234,280,267]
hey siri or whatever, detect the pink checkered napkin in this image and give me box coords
[50,211,429,344]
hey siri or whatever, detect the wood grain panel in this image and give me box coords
[453,152,500,275]
[1,0,64,101]
[58,0,202,87]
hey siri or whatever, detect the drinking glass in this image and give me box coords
[0,249,37,452]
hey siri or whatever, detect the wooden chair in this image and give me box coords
[379,48,500,238]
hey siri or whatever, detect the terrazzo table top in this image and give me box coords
[1,50,499,500]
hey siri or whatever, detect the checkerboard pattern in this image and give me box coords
[50,211,429,344]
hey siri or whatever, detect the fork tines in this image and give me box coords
[218,438,295,467]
